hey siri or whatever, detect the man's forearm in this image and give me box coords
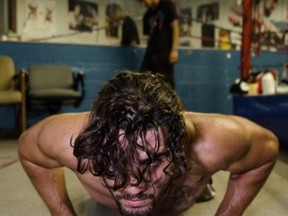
[216,161,276,216]
[171,19,179,52]
[20,159,76,216]
[169,19,179,64]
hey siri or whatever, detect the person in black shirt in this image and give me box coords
[138,0,179,87]
[106,3,140,47]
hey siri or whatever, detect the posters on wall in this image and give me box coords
[22,0,55,41]
[67,0,131,45]
[196,2,219,48]
[16,0,287,52]
[228,0,288,53]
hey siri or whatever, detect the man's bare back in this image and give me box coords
[18,71,278,216]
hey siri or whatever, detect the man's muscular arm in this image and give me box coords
[215,116,279,216]
[18,116,77,216]
[169,19,179,64]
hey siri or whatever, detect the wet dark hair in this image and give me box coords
[73,71,189,190]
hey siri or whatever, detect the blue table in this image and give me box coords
[233,95,288,146]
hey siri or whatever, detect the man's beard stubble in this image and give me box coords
[115,193,155,216]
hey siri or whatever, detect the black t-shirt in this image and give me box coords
[121,16,140,46]
[143,9,154,36]
[143,0,178,52]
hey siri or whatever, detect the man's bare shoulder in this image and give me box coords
[19,112,90,169]
[40,112,89,136]
[183,111,251,140]
[183,112,252,173]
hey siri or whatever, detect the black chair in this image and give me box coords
[27,64,85,114]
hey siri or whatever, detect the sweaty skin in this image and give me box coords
[18,111,278,216]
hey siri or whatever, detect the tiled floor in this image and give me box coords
[1,139,288,216]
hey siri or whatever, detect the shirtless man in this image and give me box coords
[18,71,279,216]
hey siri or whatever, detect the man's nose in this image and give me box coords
[129,176,147,186]
[125,176,149,193]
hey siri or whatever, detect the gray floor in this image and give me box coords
[1,139,288,216]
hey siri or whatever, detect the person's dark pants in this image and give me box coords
[141,51,175,88]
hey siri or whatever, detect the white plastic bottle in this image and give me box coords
[261,72,276,95]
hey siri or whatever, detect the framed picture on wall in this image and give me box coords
[179,7,192,37]
[197,2,219,23]
[201,24,215,48]
[22,0,56,41]
[218,29,231,50]
[68,0,98,32]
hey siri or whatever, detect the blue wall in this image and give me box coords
[0,42,286,128]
